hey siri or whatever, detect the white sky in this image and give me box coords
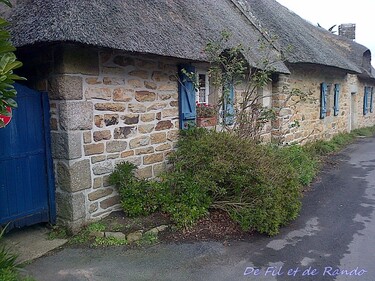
[276,0,375,64]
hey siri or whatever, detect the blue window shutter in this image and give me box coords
[178,64,196,129]
[334,84,340,116]
[223,81,235,125]
[364,87,369,115]
[320,82,327,119]
[370,87,374,113]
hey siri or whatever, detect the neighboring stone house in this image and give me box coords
[2,0,374,230]
[240,0,375,143]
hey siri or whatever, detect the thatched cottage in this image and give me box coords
[1,0,374,231]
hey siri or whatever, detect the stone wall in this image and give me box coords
[17,44,181,231]
[347,74,375,129]
[273,64,351,144]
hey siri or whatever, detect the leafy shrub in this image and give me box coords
[109,162,159,217]
[278,145,317,186]
[167,128,302,235]
[110,162,210,228]
[156,171,212,228]
[110,126,375,236]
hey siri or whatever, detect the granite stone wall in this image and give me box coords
[273,65,351,144]
[19,45,181,231]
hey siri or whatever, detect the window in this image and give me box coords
[178,66,213,129]
[370,87,374,113]
[320,82,340,118]
[333,84,340,116]
[363,86,373,115]
[196,72,209,104]
[320,82,327,119]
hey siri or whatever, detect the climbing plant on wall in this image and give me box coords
[205,31,314,143]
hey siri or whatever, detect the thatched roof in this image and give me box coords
[2,0,373,78]
[1,0,289,73]
[240,0,374,78]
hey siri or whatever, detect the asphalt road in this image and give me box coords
[25,136,375,281]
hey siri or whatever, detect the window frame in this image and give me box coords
[363,86,372,115]
[320,82,328,119]
[333,84,340,116]
[195,70,209,105]
[370,87,374,113]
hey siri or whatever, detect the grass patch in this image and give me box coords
[305,126,375,158]
[69,222,127,247]
[93,236,127,247]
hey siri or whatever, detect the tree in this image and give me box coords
[0,0,25,127]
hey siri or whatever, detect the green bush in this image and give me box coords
[109,162,211,228]
[110,126,375,236]
[157,171,212,228]
[278,145,317,186]
[109,162,159,217]
[166,128,303,235]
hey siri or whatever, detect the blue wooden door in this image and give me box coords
[0,84,56,228]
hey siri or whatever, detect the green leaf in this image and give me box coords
[4,98,17,108]
[0,0,12,7]
[8,74,26,81]
[4,60,23,73]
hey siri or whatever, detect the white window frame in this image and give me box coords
[195,70,209,104]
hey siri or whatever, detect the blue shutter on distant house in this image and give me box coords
[320,82,328,119]
[333,84,340,116]
[178,64,196,129]
[223,81,235,125]
[364,87,369,115]
[371,87,374,113]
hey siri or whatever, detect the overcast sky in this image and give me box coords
[276,0,375,62]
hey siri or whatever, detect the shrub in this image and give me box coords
[167,128,303,235]
[109,162,159,217]
[110,126,375,236]
[278,145,317,186]
[157,171,212,228]
[109,162,211,228]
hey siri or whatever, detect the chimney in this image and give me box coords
[338,23,356,40]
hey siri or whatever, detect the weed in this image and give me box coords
[352,126,375,137]
[70,222,106,245]
[47,226,68,240]
[0,226,36,281]
[86,222,106,233]
[93,237,127,247]
[109,223,124,232]
[137,232,158,246]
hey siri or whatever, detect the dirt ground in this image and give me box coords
[100,209,254,243]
